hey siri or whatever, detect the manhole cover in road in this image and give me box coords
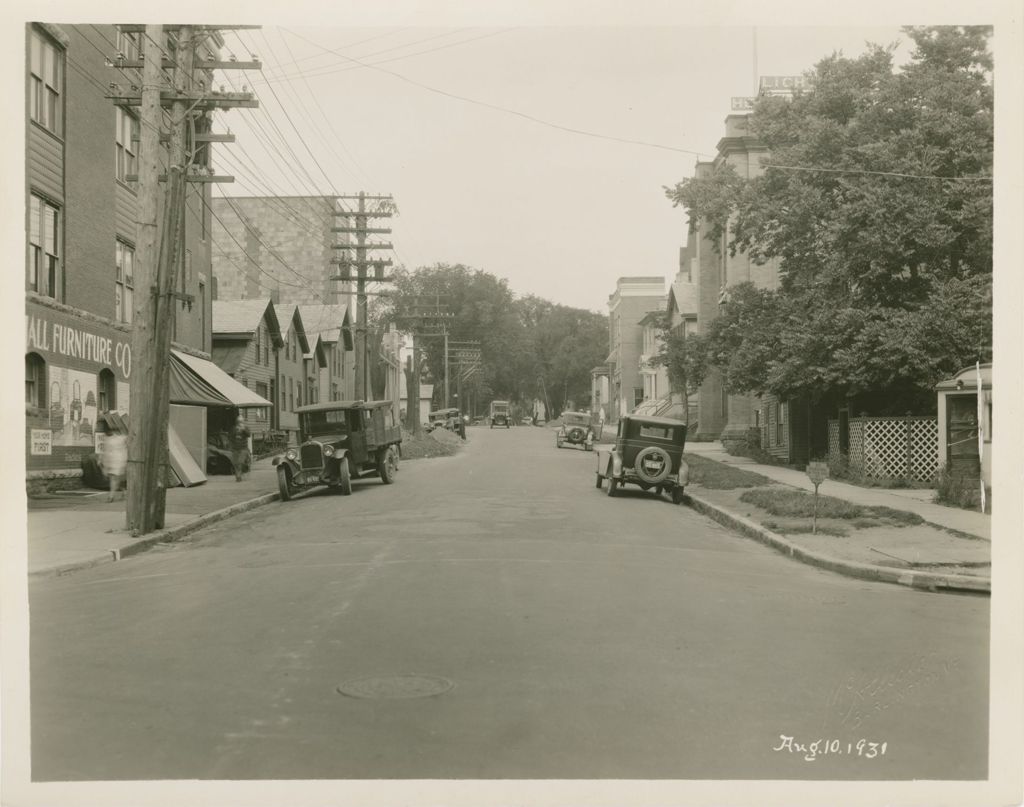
[336,675,454,699]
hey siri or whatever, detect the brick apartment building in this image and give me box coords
[210,195,355,307]
[691,113,782,443]
[24,23,227,491]
[601,277,666,423]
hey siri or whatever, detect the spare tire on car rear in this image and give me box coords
[633,445,671,484]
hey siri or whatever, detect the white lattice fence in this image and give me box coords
[910,419,939,481]
[848,420,864,470]
[827,420,840,459]
[858,417,938,482]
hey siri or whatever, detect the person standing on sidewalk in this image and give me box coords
[230,416,251,482]
[100,429,127,502]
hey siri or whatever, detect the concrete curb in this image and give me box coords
[683,491,990,595]
[31,492,280,579]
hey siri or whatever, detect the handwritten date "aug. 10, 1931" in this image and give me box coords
[773,735,888,762]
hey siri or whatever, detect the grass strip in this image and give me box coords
[683,453,772,489]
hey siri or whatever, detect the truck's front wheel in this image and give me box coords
[338,457,353,496]
[277,466,293,502]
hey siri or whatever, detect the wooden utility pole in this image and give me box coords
[403,345,422,433]
[126,25,165,534]
[391,296,453,430]
[113,25,259,535]
[331,193,394,400]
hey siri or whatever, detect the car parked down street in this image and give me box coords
[556,411,596,451]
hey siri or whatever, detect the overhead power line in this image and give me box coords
[259,27,483,84]
[280,27,713,159]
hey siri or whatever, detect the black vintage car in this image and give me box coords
[595,415,689,504]
[556,411,596,451]
[274,400,402,500]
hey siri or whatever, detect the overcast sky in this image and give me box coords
[211,25,913,313]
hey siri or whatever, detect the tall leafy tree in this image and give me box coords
[382,264,608,416]
[666,26,992,413]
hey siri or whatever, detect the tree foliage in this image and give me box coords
[379,263,609,416]
[664,26,993,412]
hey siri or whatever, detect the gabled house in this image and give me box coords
[298,304,354,402]
[303,333,328,405]
[273,303,311,443]
[212,299,283,440]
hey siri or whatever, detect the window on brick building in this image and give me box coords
[29,29,63,135]
[28,194,61,298]
[26,353,47,408]
[115,240,135,323]
[115,107,139,185]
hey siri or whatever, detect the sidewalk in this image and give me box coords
[684,441,990,593]
[27,458,280,577]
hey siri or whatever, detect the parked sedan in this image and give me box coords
[555,411,596,451]
[595,414,689,503]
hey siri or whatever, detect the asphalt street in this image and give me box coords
[29,426,989,781]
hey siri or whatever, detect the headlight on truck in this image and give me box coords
[323,445,335,457]
[285,448,297,461]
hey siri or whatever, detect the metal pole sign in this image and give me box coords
[806,461,829,534]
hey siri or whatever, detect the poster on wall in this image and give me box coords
[117,382,130,414]
[47,367,100,449]
[30,430,52,455]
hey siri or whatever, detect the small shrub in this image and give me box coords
[851,517,883,529]
[934,465,991,512]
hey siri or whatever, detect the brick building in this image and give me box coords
[604,277,665,423]
[24,24,221,490]
[210,195,354,307]
[691,114,782,443]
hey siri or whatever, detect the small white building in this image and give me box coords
[399,377,434,428]
[936,363,992,487]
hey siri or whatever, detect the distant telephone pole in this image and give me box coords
[331,192,394,400]
[392,295,454,432]
[111,24,259,535]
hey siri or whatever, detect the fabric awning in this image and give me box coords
[170,350,273,408]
